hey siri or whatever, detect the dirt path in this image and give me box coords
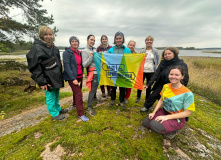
[0,80,106,137]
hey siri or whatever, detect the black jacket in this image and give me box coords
[26,39,64,88]
[146,56,189,90]
[63,47,83,81]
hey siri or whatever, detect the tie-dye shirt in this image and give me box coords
[160,83,195,114]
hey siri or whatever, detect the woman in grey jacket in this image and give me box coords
[82,34,98,116]
[136,36,159,105]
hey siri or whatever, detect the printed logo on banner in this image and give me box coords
[101,63,136,81]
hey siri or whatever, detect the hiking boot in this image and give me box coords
[94,93,97,99]
[124,98,128,104]
[120,102,126,110]
[135,98,140,103]
[109,100,115,106]
[59,109,68,114]
[87,107,97,116]
[163,130,178,140]
[52,114,65,120]
[140,107,149,112]
[78,115,89,122]
[102,92,106,98]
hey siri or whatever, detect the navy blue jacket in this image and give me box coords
[63,48,83,81]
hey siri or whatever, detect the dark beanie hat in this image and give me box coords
[114,31,124,39]
[69,36,79,44]
[114,31,125,44]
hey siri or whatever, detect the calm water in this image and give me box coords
[157,49,221,57]
[59,49,221,59]
[1,50,221,59]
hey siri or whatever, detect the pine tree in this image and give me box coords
[0,0,57,51]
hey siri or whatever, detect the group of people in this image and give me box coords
[26,26,195,138]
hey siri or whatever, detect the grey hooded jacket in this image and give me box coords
[140,47,159,72]
[82,45,97,74]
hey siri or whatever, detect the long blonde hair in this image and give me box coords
[38,26,55,45]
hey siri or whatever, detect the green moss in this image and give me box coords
[49,141,60,151]
[0,57,221,159]
[167,147,177,155]
[0,95,167,159]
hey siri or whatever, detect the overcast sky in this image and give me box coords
[16,0,221,48]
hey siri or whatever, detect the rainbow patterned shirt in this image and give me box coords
[160,83,195,114]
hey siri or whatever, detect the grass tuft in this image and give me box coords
[182,57,221,105]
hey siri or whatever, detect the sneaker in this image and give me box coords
[87,107,97,116]
[102,92,106,98]
[52,114,65,120]
[163,130,178,140]
[109,100,115,106]
[135,98,140,103]
[140,107,149,112]
[124,98,128,104]
[78,115,89,122]
[59,109,68,114]
[120,102,126,110]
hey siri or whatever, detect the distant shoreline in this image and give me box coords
[1,49,221,58]
[202,51,221,54]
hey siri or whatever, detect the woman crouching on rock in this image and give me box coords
[142,65,195,139]
[26,26,67,120]
[63,36,89,122]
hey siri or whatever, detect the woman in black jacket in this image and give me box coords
[140,47,189,112]
[26,26,66,120]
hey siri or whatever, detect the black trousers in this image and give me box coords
[137,72,154,99]
[111,86,125,103]
[144,84,163,109]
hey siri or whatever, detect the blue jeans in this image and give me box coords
[44,88,61,117]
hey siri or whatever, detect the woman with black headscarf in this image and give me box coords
[140,47,189,112]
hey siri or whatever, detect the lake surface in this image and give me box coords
[157,49,221,57]
[1,50,221,59]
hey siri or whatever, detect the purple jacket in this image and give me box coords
[96,45,112,52]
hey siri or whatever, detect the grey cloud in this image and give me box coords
[41,0,221,48]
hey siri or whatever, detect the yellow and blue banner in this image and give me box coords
[93,52,145,90]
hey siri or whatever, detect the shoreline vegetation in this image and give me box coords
[0,52,221,159]
[202,50,221,53]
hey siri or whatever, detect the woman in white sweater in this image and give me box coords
[136,36,159,105]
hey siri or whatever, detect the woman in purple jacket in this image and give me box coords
[97,35,112,97]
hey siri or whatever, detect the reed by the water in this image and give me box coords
[182,57,221,105]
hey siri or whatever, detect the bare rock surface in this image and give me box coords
[40,142,66,160]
